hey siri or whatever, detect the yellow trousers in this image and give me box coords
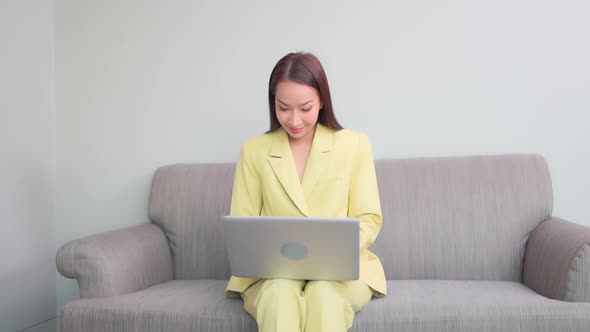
[240,279,373,332]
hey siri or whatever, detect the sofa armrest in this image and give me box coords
[56,223,173,298]
[523,217,590,302]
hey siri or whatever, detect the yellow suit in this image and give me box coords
[225,123,387,298]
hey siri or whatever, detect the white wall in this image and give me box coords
[56,0,590,313]
[0,1,57,331]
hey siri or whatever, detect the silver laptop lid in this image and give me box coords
[222,215,359,281]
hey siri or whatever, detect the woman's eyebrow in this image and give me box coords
[277,98,312,107]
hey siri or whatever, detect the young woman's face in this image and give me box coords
[275,80,323,142]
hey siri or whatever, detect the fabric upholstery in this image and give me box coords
[371,154,553,281]
[148,163,235,280]
[60,280,590,332]
[59,153,590,331]
[523,217,590,301]
[56,223,173,298]
[568,243,590,302]
[148,154,553,282]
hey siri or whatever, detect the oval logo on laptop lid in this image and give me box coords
[280,242,308,260]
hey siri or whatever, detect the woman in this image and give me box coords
[226,52,387,332]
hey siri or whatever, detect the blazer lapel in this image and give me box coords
[301,124,333,199]
[268,129,310,216]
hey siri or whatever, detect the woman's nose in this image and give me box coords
[288,114,301,126]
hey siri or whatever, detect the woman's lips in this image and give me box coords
[289,127,303,134]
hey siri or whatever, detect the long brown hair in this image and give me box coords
[267,52,343,133]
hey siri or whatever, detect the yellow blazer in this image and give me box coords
[225,123,387,298]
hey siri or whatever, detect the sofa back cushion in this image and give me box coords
[149,163,235,279]
[148,154,552,281]
[373,154,552,281]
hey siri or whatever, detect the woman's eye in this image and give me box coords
[279,108,289,112]
[302,109,311,112]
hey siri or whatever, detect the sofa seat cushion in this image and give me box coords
[356,280,590,331]
[61,280,255,332]
[61,280,590,332]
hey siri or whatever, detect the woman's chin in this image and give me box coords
[287,132,304,140]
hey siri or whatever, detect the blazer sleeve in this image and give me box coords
[230,143,263,216]
[348,134,383,252]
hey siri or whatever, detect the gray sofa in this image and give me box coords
[56,154,590,331]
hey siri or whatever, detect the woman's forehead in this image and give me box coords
[275,81,319,104]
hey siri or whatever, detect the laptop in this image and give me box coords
[222,215,359,281]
